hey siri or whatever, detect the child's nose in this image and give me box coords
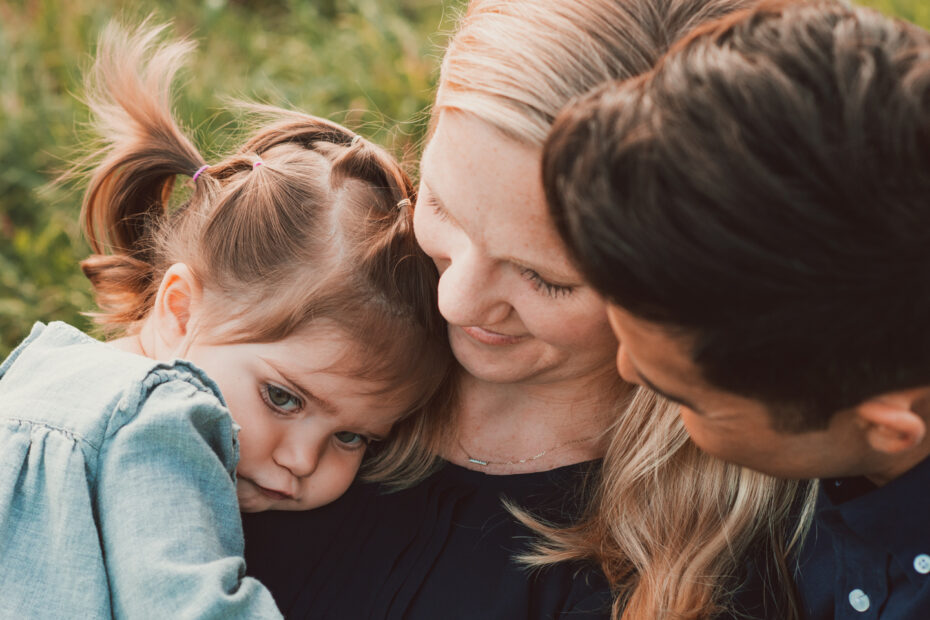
[273,434,321,478]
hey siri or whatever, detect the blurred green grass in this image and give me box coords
[0,0,926,356]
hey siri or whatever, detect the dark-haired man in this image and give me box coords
[544,0,930,617]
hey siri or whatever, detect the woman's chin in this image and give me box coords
[450,328,544,384]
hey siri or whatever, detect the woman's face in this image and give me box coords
[414,111,617,386]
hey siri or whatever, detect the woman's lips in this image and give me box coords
[460,325,525,346]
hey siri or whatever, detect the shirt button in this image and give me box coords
[915,554,930,574]
[848,589,870,612]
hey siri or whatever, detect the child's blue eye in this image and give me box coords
[334,431,366,447]
[263,384,302,413]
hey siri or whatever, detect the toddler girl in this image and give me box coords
[0,21,450,618]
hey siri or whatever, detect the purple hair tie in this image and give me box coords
[192,165,209,181]
[253,160,263,168]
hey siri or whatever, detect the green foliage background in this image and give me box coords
[0,0,461,356]
[0,0,926,357]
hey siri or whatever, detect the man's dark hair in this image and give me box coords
[545,0,930,430]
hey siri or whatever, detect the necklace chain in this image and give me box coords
[455,432,601,467]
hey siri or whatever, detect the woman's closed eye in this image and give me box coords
[420,193,452,224]
[432,202,450,222]
[262,383,303,415]
[519,266,574,298]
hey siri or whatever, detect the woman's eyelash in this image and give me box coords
[519,267,574,298]
[423,195,450,222]
[423,192,572,298]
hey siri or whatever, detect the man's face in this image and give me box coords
[605,305,871,479]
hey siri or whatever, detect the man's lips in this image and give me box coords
[460,326,525,346]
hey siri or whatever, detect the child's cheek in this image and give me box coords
[294,450,364,511]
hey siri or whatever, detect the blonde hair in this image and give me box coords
[78,20,452,413]
[374,0,816,617]
[516,389,814,618]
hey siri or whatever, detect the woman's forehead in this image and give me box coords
[420,113,578,277]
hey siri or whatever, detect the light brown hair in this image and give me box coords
[78,21,452,421]
[385,1,814,617]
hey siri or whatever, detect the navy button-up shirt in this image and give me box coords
[797,455,930,619]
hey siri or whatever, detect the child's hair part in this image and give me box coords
[434,0,759,146]
[79,21,449,407]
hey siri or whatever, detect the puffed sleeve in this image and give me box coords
[95,369,282,619]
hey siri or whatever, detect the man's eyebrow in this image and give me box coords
[638,371,701,414]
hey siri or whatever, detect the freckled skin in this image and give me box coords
[414,111,617,387]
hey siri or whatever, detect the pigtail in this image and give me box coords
[334,142,445,336]
[329,140,457,486]
[79,20,206,330]
[229,110,445,338]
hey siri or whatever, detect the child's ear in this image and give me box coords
[151,263,203,352]
[855,392,927,455]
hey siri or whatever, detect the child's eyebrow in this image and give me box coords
[265,362,339,416]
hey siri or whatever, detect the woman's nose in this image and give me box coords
[436,248,510,327]
[273,433,321,479]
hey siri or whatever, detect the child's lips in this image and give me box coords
[250,480,293,501]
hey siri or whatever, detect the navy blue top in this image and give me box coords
[796,455,930,619]
[242,460,612,619]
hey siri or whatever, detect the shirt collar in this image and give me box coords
[819,454,930,584]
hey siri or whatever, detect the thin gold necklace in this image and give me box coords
[455,433,601,467]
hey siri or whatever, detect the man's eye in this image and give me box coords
[264,384,302,413]
[334,431,366,447]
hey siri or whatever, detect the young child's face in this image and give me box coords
[183,325,409,512]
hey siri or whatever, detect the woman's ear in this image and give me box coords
[856,393,927,455]
[150,263,203,353]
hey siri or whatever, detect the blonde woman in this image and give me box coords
[242,1,810,618]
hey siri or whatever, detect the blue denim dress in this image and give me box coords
[0,322,282,619]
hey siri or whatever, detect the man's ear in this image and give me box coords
[150,263,202,352]
[855,392,927,455]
